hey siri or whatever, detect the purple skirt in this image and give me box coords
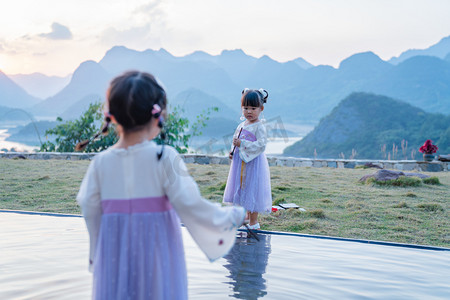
[223,148,272,213]
[93,198,187,300]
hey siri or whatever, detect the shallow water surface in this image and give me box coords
[0,212,449,299]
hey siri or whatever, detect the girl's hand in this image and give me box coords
[233,138,241,147]
[229,152,233,159]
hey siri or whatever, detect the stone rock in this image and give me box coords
[358,174,373,182]
[364,162,382,169]
[374,170,405,181]
[359,169,430,182]
[404,173,430,179]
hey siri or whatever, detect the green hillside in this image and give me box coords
[284,93,450,159]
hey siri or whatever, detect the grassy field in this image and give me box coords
[1,158,449,247]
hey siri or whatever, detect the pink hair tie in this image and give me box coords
[103,111,111,122]
[152,104,161,115]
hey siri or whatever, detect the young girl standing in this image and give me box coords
[77,71,245,300]
[223,88,272,230]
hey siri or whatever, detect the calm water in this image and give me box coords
[1,212,449,299]
[0,127,300,156]
[0,129,38,152]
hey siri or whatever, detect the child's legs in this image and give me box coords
[249,212,259,225]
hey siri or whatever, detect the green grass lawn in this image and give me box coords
[1,158,449,247]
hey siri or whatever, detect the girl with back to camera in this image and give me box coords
[223,88,272,230]
[77,71,245,300]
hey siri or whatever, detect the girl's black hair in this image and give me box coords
[76,71,167,159]
[108,71,167,132]
[241,88,269,107]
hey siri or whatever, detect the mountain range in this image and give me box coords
[9,73,71,99]
[284,92,450,159]
[1,35,450,147]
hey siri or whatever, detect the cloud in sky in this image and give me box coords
[39,23,73,40]
[99,0,166,50]
[100,24,153,46]
[1,0,450,76]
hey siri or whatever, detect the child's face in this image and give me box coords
[242,105,263,123]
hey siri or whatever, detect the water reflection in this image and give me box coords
[223,233,272,299]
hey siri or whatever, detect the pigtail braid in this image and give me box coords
[75,116,111,151]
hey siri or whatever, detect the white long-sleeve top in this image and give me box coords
[232,121,268,163]
[77,141,245,270]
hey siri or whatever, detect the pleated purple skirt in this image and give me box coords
[223,148,272,213]
[92,197,187,300]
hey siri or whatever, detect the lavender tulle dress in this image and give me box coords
[223,121,272,213]
[77,141,245,300]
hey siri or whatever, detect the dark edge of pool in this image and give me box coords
[2,209,449,252]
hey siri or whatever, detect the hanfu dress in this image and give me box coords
[77,140,245,300]
[223,121,272,213]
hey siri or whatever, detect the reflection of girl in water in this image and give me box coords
[223,234,272,299]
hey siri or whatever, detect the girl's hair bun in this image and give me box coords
[241,88,269,107]
[258,88,269,103]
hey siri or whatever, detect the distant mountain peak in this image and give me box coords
[105,45,134,56]
[76,60,100,71]
[220,49,247,57]
[157,48,172,56]
[70,60,108,84]
[291,57,313,69]
[0,71,41,108]
[259,54,274,61]
[339,51,387,68]
[389,34,450,64]
[435,35,450,46]
[184,50,214,62]
[189,50,210,56]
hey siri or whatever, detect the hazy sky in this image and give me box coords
[1,0,450,76]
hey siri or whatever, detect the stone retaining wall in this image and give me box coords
[1,152,448,172]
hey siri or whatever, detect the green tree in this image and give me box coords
[40,102,117,152]
[41,101,218,153]
[154,106,218,153]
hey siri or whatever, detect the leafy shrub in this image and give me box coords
[320,198,333,203]
[417,203,444,212]
[422,177,440,185]
[393,201,408,208]
[367,176,422,187]
[405,192,417,197]
[307,209,326,218]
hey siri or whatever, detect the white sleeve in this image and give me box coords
[76,158,102,272]
[162,147,245,262]
[239,123,267,163]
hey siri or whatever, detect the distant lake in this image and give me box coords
[0,128,38,152]
[0,132,302,156]
[266,137,302,155]
[0,119,53,152]
[0,121,307,155]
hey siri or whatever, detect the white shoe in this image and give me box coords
[247,223,260,230]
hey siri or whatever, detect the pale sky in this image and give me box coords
[1,0,450,76]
